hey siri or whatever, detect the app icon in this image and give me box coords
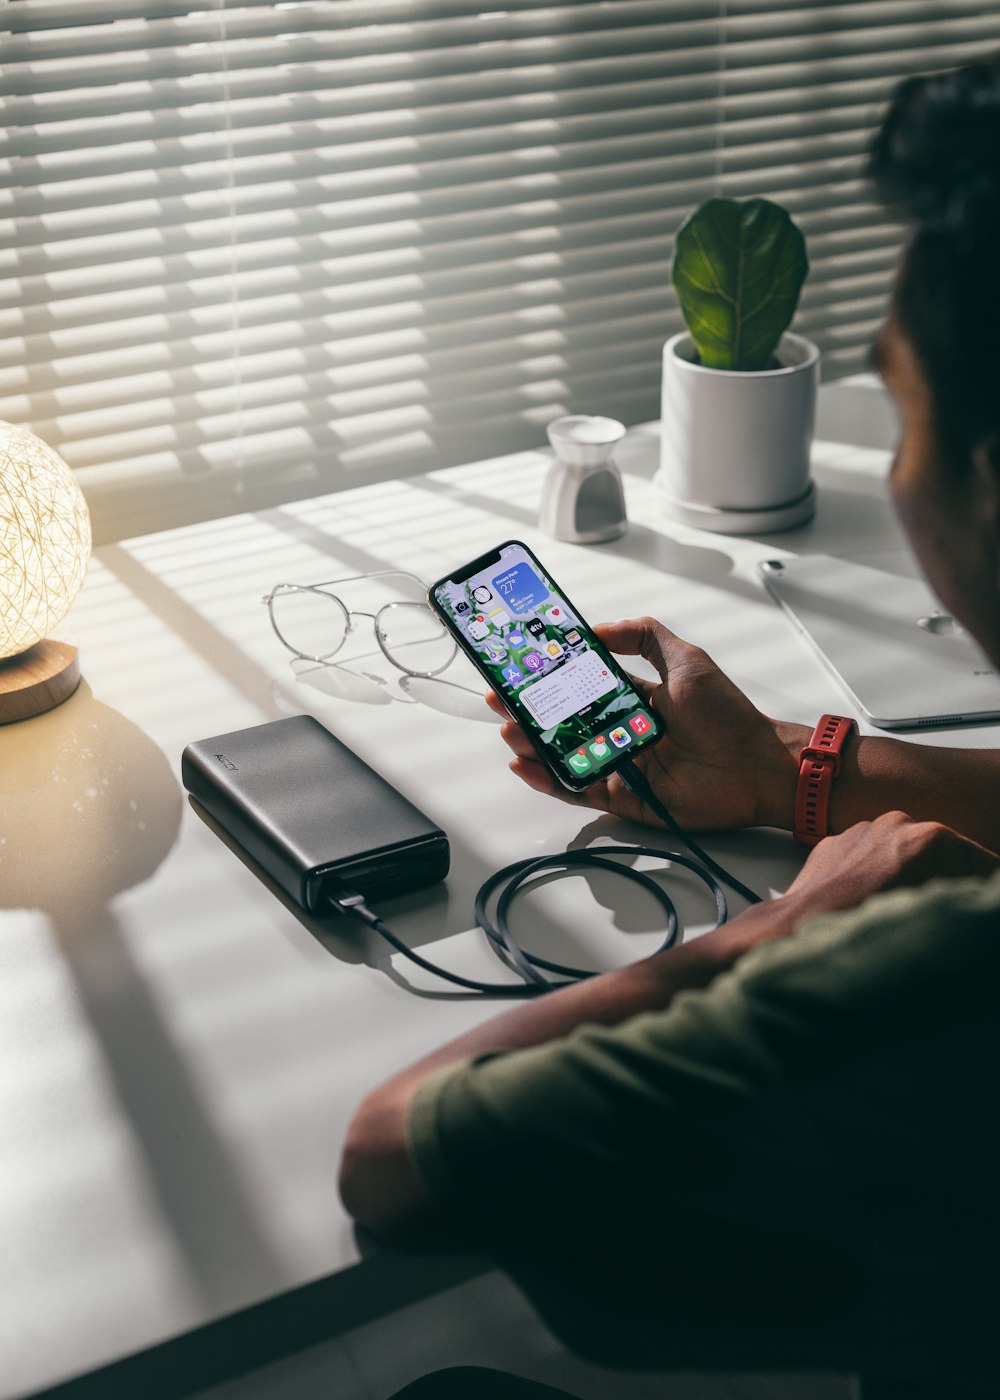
[589,736,610,760]
[484,638,507,663]
[455,600,470,615]
[473,585,494,605]
[609,726,631,748]
[522,651,545,672]
[527,618,545,638]
[501,663,523,686]
[546,640,563,658]
[564,628,583,646]
[467,615,489,641]
[629,712,653,736]
[488,607,511,626]
[507,629,526,648]
[567,749,592,774]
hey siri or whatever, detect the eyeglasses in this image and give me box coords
[262,570,457,678]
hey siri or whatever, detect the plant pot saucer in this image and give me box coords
[655,479,816,535]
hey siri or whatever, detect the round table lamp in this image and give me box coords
[0,422,91,724]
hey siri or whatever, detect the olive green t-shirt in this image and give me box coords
[409,874,1000,1389]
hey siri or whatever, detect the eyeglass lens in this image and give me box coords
[269,587,348,661]
[376,603,455,676]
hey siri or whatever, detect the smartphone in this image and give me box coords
[429,539,663,790]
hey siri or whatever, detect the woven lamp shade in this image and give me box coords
[0,423,91,722]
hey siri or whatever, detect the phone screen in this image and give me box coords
[430,540,661,788]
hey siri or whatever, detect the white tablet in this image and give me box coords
[759,552,1000,729]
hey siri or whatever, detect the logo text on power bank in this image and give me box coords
[215,752,238,770]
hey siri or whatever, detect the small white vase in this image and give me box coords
[539,415,628,544]
[656,330,820,534]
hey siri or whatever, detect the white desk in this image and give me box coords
[4,417,998,1399]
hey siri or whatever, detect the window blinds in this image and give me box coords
[4,2,1000,542]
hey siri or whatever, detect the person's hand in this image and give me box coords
[784,810,1000,919]
[485,616,805,832]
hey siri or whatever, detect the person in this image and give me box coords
[339,60,1000,1400]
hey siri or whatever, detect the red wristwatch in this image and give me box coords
[794,714,857,847]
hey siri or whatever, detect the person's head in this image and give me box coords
[869,58,1000,666]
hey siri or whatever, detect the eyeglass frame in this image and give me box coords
[261,569,457,678]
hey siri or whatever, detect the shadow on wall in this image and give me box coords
[814,375,899,453]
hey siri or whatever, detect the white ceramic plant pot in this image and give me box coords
[656,330,820,534]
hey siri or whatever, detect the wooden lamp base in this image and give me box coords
[0,640,81,724]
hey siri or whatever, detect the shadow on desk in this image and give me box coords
[0,680,182,914]
[0,685,295,1313]
[188,795,421,981]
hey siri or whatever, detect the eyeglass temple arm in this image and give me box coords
[263,569,430,604]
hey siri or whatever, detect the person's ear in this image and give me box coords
[972,435,1000,580]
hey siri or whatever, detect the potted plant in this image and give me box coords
[656,197,818,533]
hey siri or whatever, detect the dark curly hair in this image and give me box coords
[869,59,1000,454]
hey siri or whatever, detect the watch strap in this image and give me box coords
[794,714,857,847]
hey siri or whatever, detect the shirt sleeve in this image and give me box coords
[406,874,1000,1369]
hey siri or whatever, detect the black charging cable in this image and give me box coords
[618,761,763,909]
[327,758,762,997]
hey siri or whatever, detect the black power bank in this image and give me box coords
[181,715,450,912]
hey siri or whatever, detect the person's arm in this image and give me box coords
[488,617,1000,854]
[338,891,806,1246]
[752,715,1000,848]
[339,810,999,1247]
[800,724,1000,851]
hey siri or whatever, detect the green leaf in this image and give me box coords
[672,198,808,371]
